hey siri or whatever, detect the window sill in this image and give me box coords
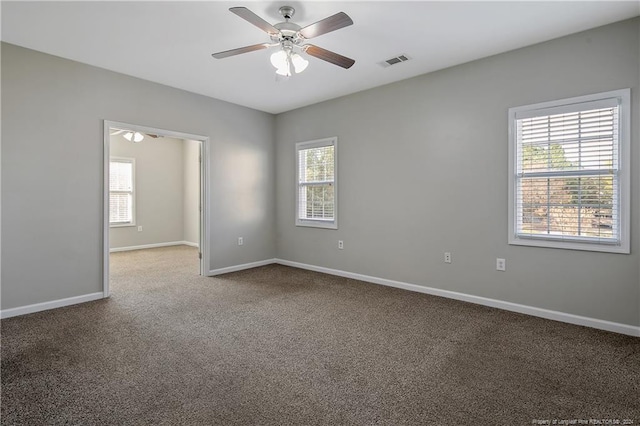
[296,219,337,230]
[509,235,629,254]
[110,223,136,228]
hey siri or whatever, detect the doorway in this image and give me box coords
[103,120,210,297]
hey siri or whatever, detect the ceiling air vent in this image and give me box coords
[380,54,411,68]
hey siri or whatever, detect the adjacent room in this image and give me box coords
[1,1,639,424]
[107,126,204,289]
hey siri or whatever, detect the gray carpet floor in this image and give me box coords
[1,245,639,425]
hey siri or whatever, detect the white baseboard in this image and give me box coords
[110,241,196,252]
[1,292,104,319]
[208,259,277,277]
[275,259,640,337]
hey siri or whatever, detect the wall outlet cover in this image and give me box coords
[496,258,506,271]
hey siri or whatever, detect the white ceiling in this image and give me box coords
[2,1,639,114]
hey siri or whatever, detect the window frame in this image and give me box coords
[507,89,630,253]
[109,156,136,228]
[295,137,338,229]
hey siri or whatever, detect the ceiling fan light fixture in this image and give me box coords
[270,49,308,77]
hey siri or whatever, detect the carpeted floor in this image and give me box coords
[1,245,639,425]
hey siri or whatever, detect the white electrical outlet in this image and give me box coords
[496,258,506,271]
[338,240,344,250]
[444,252,451,263]
[238,237,243,246]
[137,226,143,232]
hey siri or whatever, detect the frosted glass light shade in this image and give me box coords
[270,50,288,69]
[291,53,308,73]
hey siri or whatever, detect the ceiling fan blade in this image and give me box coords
[299,12,353,39]
[229,7,279,35]
[212,43,272,59]
[304,45,355,69]
[110,129,125,136]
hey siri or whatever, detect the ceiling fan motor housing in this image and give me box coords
[273,21,302,44]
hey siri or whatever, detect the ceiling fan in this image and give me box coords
[212,6,355,77]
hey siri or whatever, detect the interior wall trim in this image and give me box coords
[109,241,196,253]
[275,259,640,337]
[208,259,277,277]
[0,292,104,319]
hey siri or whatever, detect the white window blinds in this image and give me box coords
[109,159,134,225]
[296,138,337,229]
[509,89,630,253]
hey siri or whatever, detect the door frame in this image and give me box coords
[102,120,211,297]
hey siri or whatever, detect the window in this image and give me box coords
[508,89,630,253]
[109,158,135,227]
[296,137,337,229]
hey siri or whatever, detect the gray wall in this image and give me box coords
[275,19,640,327]
[109,135,189,249]
[1,43,276,310]
[183,139,200,246]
